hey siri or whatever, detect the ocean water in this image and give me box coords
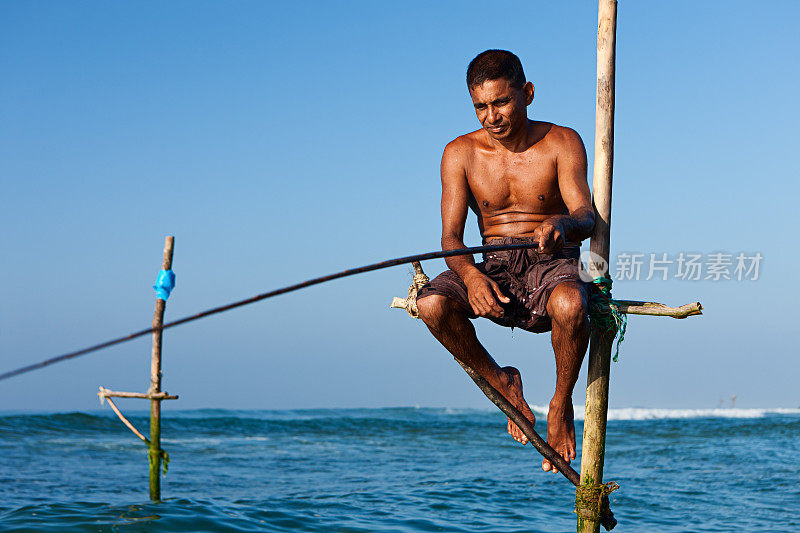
[1,407,798,532]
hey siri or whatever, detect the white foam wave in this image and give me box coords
[529,405,800,421]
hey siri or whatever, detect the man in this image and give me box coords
[416,50,594,474]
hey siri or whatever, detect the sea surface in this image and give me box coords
[1,407,798,532]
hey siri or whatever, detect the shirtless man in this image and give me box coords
[416,50,594,474]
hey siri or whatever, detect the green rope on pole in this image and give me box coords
[575,481,619,521]
[146,447,170,476]
[588,277,627,362]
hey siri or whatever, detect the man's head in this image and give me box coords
[466,49,526,91]
[466,50,534,140]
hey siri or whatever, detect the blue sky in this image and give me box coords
[1,1,798,411]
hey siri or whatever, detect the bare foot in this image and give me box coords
[499,366,536,445]
[542,398,576,474]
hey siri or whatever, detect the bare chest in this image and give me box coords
[466,150,564,214]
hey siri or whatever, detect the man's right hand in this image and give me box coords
[463,271,511,318]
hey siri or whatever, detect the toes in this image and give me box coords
[508,420,518,441]
[506,418,530,445]
[560,448,571,466]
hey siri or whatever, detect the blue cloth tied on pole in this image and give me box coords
[153,269,176,301]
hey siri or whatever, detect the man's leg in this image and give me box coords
[417,294,536,444]
[542,281,590,474]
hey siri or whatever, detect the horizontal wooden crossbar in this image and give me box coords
[97,386,178,400]
[615,300,702,318]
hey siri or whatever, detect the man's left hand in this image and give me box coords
[533,221,565,254]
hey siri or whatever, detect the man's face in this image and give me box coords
[469,78,533,140]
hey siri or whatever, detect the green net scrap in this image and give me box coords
[588,277,627,362]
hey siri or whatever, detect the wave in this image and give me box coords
[2,406,798,430]
[528,405,800,421]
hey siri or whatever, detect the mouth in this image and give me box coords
[487,124,507,134]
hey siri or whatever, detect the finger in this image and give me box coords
[487,301,504,317]
[483,290,503,310]
[490,282,511,303]
[537,231,546,252]
[470,300,484,317]
[542,460,551,472]
[473,293,491,314]
[541,231,554,253]
[487,308,503,319]
[480,294,503,317]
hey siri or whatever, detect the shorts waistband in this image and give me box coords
[482,236,538,246]
[482,236,580,248]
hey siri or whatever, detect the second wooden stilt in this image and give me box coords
[149,236,174,501]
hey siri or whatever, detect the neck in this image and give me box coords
[491,119,531,153]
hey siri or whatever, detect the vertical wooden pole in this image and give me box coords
[149,236,174,501]
[578,1,617,532]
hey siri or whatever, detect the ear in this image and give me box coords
[523,81,534,105]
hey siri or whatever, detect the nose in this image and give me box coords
[486,106,500,124]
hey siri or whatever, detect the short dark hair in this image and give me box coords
[466,49,526,90]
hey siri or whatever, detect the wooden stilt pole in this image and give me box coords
[577,1,618,532]
[149,236,174,501]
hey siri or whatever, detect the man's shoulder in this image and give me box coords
[443,129,487,156]
[446,129,485,148]
[541,122,584,149]
[440,130,485,177]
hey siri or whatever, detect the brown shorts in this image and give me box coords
[416,237,588,333]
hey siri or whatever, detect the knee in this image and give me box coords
[417,294,455,330]
[548,283,588,326]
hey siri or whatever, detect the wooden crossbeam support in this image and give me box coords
[98,386,178,400]
[99,394,150,445]
[393,285,702,320]
[616,300,701,318]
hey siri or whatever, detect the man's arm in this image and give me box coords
[534,127,595,253]
[440,140,509,318]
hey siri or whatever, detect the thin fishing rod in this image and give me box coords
[0,241,576,382]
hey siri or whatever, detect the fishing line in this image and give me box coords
[0,241,568,382]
